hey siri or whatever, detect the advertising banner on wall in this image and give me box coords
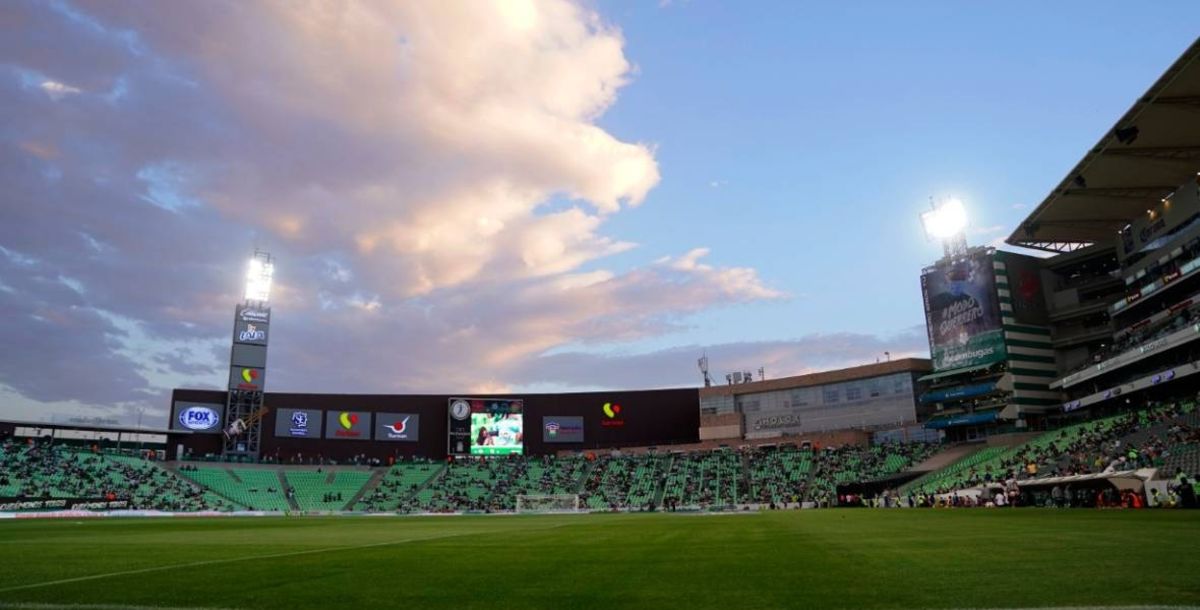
[374,413,420,441]
[542,416,584,443]
[921,251,1006,371]
[1001,253,1049,326]
[324,410,372,440]
[170,402,223,434]
[273,408,323,438]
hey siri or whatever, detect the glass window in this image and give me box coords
[845,384,862,401]
[822,386,839,404]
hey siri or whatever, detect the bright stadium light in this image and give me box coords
[921,198,968,240]
[244,253,274,303]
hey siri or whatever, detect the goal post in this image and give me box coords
[515,494,583,513]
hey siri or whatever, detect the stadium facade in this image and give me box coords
[920,38,1200,438]
[697,359,933,443]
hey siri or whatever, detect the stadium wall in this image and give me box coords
[168,387,699,461]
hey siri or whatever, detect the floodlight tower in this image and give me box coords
[921,198,970,260]
[222,250,274,457]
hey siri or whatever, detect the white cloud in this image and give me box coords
[0,0,783,421]
[39,80,81,100]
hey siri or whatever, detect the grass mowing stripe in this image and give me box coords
[0,521,573,595]
[0,604,241,610]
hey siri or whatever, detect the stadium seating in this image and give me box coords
[0,441,227,511]
[355,461,444,512]
[285,470,373,511]
[177,466,292,512]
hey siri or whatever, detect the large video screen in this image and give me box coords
[921,250,1005,371]
[469,400,523,456]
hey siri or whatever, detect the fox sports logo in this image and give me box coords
[179,406,220,431]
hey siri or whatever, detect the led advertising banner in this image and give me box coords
[170,402,223,434]
[921,251,1006,371]
[374,413,420,442]
[324,410,372,440]
[273,408,323,438]
[228,366,266,391]
[466,399,523,456]
[232,318,269,347]
[541,416,584,443]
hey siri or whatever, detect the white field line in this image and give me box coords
[0,524,565,595]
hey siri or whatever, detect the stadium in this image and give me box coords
[4,11,1200,610]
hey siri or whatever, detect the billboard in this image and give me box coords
[921,251,1005,371]
[325,410,372,440]
[273,408,323,438]
[228,366,266,391]
[233,318,269,346]
[1000,253,1049,326]
[375,413,420,442]
[541,416,584,443]
[170,402,223,433]
[450,398,523,456]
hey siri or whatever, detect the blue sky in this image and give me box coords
[0,1,1197,423]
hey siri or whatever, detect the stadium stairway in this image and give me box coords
[346,467,390,509]
[277,470,300,511]
[908,443,979,474]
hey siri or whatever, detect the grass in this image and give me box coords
[0,510,1198,609]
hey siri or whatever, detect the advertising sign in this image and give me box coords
[921,251,1006,371]
[228,366,266,392]
[273,408,323,438]
[541,416,584,443]
[1000,253,1049,325]
[170,402,223,433]
[324,410,372,440]
[235,305,271,326]
[374,413,420,441]
[232,318,269,346]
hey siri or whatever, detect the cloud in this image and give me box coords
[0,0,779,423]
[39,80,82,100]
[508,326,931,389]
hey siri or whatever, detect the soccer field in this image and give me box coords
[0,510,1198,610]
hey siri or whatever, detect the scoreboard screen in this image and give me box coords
[464,399,523,456]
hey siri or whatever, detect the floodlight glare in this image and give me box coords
[921,198,968,240]
[244,257,274,302]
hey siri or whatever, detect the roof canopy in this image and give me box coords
[1009,38,1200,251]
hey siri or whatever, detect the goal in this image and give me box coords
[515,494,584,514]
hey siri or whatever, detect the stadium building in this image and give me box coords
[697,359,935,445]
[1003,38,1200,420]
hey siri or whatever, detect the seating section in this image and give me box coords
[906,401,1200,496]
[356,462,444,512]
[177,467,292,512]
[0,441,226,511]
[285,470,373,511]
[662,450,745,507]
[747,447,812,506]
[8,401,1199,513]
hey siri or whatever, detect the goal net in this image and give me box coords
[515,494,583,514]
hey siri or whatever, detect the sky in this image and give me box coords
[1,1,1198,425]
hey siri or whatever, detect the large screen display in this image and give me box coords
[469,399,523,456]
[170,402,223,434]
[921,250,1006,371]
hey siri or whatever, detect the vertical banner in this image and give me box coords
[921,250,1005,371]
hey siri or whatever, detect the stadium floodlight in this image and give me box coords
[244,252,274,303]
[921,198,970,260]
[921,198,968,240]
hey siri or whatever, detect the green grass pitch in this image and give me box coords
[0,510,1198,609]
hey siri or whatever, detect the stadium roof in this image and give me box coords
[1008,37,1200,252]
